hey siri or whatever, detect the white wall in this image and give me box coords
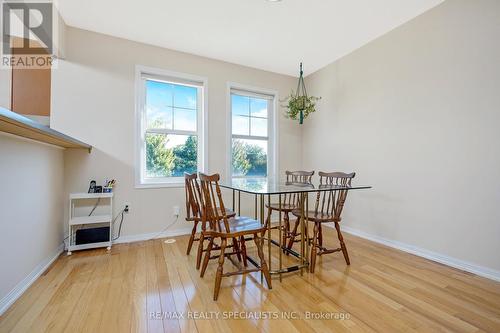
[52,27,300,239]
[303,0,500,273]
[0,134,64,311]
[0,13,64,311]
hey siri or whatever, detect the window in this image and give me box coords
[229,85,276,178]
[136,66,207,187]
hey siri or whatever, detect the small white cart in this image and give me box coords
[67,192,113,255]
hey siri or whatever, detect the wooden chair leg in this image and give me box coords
[282,213,290,253]
[262,207,273,237]
[213,238,227,301]
[200,238,214,277]
[239,235,248,267]
[335,222,350,265]
[254,234,272,290]
[286,217,300,254]
[232,237,242,262]
[284,212,290,232]
[186,221,199,255]
[318,223,323,248]
[196,232,205,269]
[310,223,319,273]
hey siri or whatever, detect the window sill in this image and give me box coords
[135,182,185,189]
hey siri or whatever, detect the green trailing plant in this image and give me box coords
[282,93,321,124]
[282,63,321,124]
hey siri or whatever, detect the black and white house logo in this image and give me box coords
[1,1,55,68]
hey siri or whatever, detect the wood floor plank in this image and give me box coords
[166,238,215,332]
[0,254,70,332]
[59,250,107,333]
[173,236,259,333]
[1,228,499,333]
[29,255,97,332]
[131,242,148,333]
[153,240,182,333]
[145,240,167,333]
[177,243,263,333]
[161,239,199,333]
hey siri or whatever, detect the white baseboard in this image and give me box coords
[329,224,500,282]
[113,227,193,244]
[0,243,64,316]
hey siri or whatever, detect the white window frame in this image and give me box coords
[135,65,208,188]
[226,82,278,180]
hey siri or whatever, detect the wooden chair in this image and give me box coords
[263,171,314,250]
[184,173,235,261]
[198,173,272,301]
[291,171,355,273]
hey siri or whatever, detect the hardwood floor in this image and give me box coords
[1,227,499,332]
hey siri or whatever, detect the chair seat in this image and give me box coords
[229,216,264,232]
[291,209,340,223]
[204,216,264,237]
[221,208,236,218]
[265,203,298,211]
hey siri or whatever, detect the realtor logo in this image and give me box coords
[1,1,55,68]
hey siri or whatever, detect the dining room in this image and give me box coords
[0,0,499,332]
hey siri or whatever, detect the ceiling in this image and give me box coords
[57,0,444,77]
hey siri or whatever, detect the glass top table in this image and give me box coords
[218,177,371,280]
[219,177,372,194]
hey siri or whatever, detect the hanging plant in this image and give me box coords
[283,94,321,124]
[282,63,321,124]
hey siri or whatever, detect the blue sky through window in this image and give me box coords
[146,80,197,133]
[231,93,269,178]
[231,94,268,137]
[146,80,198,148]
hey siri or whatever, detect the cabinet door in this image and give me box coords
[11,65,51,117]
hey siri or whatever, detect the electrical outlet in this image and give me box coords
[173,206,180,216]
[124,202,130,213]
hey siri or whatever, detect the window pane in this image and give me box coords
[232,115,249,136]
[146,80,173,129]
[251,117,267,137]
[146,133,198,178]
[231,94,249,116]
[146,80,173,107]
[147,106,172,129]
[250,98,268,118]
[173,84,197,109]
[232,138,267,177]
[145,133,174,178]
[173,108,197,131]
[170,135,198,177]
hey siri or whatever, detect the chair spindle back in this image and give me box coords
[314,172,356,219]
[185,173,203,222]
[199,173,231,233]
[284,170,314,206]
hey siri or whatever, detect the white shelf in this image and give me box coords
[70,192,114,199]
[68,192,114,254]
[0,107,92,151]
[69,214,112,226]
[68,242,111,252]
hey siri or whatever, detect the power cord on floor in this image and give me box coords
[64,206,126,249]
[145,215,179,241]
[112,211,179,242]
[88,198,101,216]
[63,198,103,249]
[112,208,126,241]
[65,203,180,245]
